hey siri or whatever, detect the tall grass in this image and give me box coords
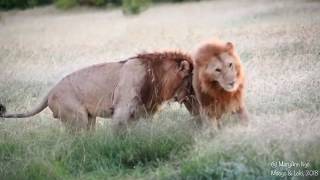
[177,131,320,179]
[1,109,320,179]
[0,108,195,179]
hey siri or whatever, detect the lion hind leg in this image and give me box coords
[48,93,90,132]
[64,110,88,132]
[50,102,89,132]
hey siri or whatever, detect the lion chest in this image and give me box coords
[200,89,242,119]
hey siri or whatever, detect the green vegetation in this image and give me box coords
[54,0,123,9]
[0,0,200,13]
[0,111,195,179]
[178,136,320,179]
[122,0,151,15]
[0,0,53,9]
[1,111,320,179]
[55,0,77,9]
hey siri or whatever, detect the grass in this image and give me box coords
[0,0,320,179]
[0,110,195,179]
[178,129,320,180]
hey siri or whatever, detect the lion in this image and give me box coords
[192,39,249,129]
[0,51,193,132]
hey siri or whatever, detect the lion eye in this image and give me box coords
[229,63,233,68]
[215,68,221,72]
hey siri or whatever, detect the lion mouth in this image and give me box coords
[224,84,238,92]
[211,80,219,86]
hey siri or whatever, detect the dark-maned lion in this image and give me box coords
[192,39,249,129]
[0,52,193,132]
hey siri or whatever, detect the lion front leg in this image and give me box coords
[200,109,221,130]
[236,106,249,126]
[111,99,141,135]
[111,107,131,135]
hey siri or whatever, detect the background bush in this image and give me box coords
[0,0,53,9]
[55,0,77,9]
[0,0,200,13]
[122,0,151,14]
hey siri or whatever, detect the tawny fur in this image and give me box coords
[0,51,194,132]
[192,39,249,128]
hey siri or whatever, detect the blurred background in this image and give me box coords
[0,0,320,179]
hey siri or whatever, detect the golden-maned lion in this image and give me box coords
[192,39,249,129]
[0,52,193,132]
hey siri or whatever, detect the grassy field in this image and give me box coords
[1,0,320,179]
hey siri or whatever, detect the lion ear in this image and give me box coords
[226,42,234,51]
[179,60,191,77]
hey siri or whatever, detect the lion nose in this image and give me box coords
[229,81,235,86]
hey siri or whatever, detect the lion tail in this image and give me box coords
[0,95,48,118]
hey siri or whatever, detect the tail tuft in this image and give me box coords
[0,104,6,116]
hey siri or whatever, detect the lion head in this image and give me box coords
[194,40,244,93]
[136,52,194,111]
[192,38,249,126]
[162,58,192,101]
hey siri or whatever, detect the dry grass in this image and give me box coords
[0,0,320,179]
